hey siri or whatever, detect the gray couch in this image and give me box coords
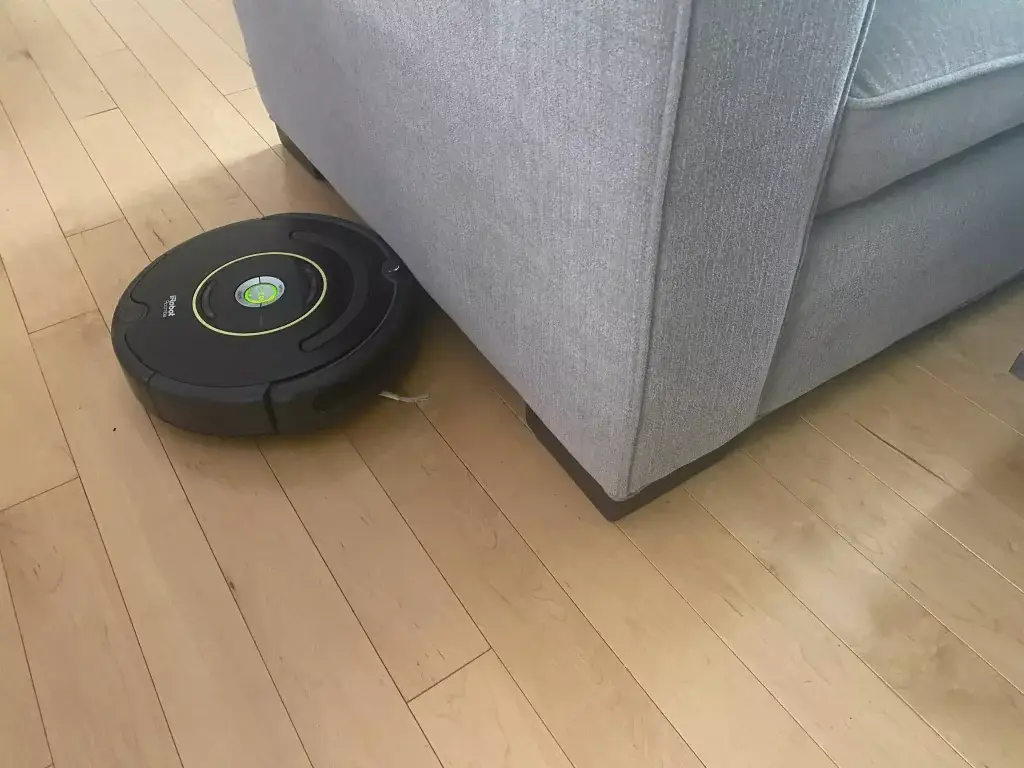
[234,0,1024,516]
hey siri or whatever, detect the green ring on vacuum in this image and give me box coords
[191,252,328,337]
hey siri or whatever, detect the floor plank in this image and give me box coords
[910,288,1024,434]
[227,86,278,147]
[0,99,97,330]
[627,483,1017,768]
[41,0,124,59]
[261,430,489,700]
[805,362,1024,592]
[133,0,253,94]
[155,426,443,768]
[0,266,77,511]
[0,0,1021,764]
[73,108,202,258]
[91,0,352,219]
[748,416,1024,695]
[346,400,704,768]
[0,540,50,768]
[409,329,833,768]
[87,48,260,230]
[687,451,1024,768]
[3,0,115,119]
[180,0,247,62]
[0,480,181,768]
[66,218,149,325]
[31,312,312,768]
[411,651,572,768]
[0,39,120,235]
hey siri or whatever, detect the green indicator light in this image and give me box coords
[244,283,278,305]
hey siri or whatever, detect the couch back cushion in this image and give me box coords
[853,0,1024,99]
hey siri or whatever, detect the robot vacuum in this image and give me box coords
[111,213,419,436]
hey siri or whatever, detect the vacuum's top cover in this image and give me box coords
[115,214,403,389]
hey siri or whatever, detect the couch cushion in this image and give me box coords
[820,0,1024,212]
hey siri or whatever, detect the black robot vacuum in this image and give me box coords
[111,213,419,436]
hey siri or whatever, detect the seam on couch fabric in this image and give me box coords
[756,0,877,418]
[621,0,693,500]
[848,52,1024,108]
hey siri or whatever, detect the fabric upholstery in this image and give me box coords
[852,0,1024,98]
[625,0,872,493]
[822,0,1024,210]
[235,0,688,499]
[763,125,1024,412]
[235,0,1024,503]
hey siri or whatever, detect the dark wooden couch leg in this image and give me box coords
[524,407,639,521]
[525,406,734,521]
[277,126,326,181]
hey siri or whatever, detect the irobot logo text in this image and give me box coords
[163,295,178,318]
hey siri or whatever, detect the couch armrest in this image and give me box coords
[628,0,873,493]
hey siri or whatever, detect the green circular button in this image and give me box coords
[235,276,285,308]
[244,283,278,305]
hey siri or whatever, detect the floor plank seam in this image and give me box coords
[738,447,1013,761]
[405,647,492,705]
[76,2,273,221]
[0,477,80,519]
[339,425,599,762]
[797,414,1024,598]
[26,309,97,340]
[0,545,56,768]
[73,474,190,768]
[913,360,1024,440]
[106,0,265,141]
[480,649,581,768]
[404,401,712,766]
[147,422,318,768]
[330,429,499,677]
[132,0,252,95]
[256,440,490,711]
[615,501,843,768]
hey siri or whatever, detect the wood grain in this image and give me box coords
[412,651,572,768]
[91,0,353,219]
[0,98,96,331]
[748,416,1024,695]
[179,0,247,62]
[261,429,489,700]
[227,87,278,147]
[87,47,259,230]
[347,400,702,768]
[0,266,76,511]
[409,329,832,768]
[32,312,312,768]
[0,537,50,768]
[41,0,125,59]
[0,480,180,768]
[4,0,114,119]
[66,218,150,326]
[133,0,254,94]
[156,426,443,768]
[909,289,1024,433]
[73,108,202,258]
[688,451,1024,768]
[0,38,120,235]
[804,361,1024,592]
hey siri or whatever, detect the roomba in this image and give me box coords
[111,213,418,436]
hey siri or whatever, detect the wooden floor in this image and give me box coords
[1,2,1024,767]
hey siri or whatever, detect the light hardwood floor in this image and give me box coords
[1,2,1023,767]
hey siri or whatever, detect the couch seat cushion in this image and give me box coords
[821,0,1024,212]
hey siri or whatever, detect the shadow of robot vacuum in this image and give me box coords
[111,213,419,436]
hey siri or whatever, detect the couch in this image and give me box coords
[233,0,1024,517]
